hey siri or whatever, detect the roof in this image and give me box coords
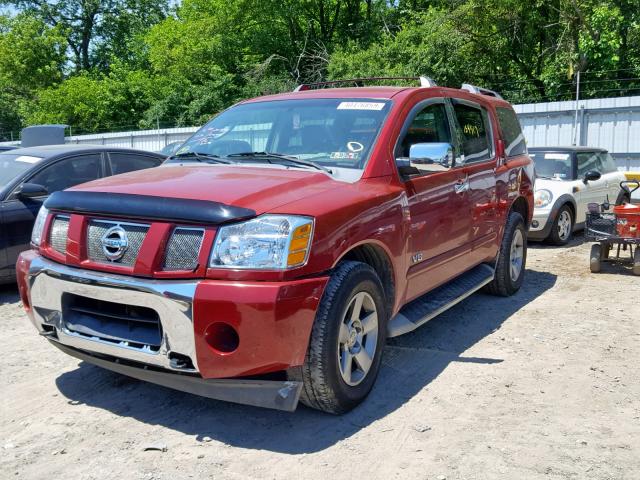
[240,86,513,110]
[528,146,608,153]
[2,144,164,158]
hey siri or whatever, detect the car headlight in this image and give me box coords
[534,189,553,208]
[210,215,314,269]
[31,206,49,246]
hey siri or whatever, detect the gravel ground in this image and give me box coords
[1,236,639,480]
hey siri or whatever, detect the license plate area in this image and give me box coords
[61,293,162,352]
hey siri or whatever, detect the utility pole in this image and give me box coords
[572,70,581,146]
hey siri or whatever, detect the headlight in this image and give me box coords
[210,215,314,270]
[31,206,49,246]
[534,189,553,208]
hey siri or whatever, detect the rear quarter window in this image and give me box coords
[496,107,527,157]
[109,153,161,175]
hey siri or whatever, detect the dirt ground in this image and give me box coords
[1,236,639,480]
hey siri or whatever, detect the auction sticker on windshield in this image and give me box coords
[337,102,386,111]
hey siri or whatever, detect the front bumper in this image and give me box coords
[17,251,328,410]
[528,210,553,240]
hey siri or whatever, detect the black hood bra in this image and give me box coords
[45,190,256,225]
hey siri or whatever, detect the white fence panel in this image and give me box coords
[2,96,640,170]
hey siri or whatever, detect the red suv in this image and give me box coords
[17,78,534,414]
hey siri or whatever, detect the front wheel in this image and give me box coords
[485,211,527,297]
[290,261,388,414]
[547,205,573,246]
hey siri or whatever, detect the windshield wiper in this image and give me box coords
[226,152,332,174]
[168,152,233,164]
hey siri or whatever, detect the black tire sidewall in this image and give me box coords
[301,262,388,413]
[323,270,387,408]
[590,244,602,273]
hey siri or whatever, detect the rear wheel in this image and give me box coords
[548,205,573,246]
[633,247,640,276]
[590,244,602,273]
[290,261,387,414]
[485,211,527,297]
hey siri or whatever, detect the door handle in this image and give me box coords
[454,177,470,194]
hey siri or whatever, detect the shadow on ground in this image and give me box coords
[55,268,557,454]
[1,283,19,305]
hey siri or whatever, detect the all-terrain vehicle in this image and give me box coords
[587,180,640,275]
[17,77,534,413]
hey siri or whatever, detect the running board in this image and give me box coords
[387,264,495,338]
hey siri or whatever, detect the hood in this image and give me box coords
[69,164,341,215]
[534,176,572,192]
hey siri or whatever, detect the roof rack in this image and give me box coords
[460,83,503,100]
[293,76,437,92]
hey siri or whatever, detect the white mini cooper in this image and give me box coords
[529,147,626,245]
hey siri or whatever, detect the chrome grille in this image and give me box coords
[49,215,70,255]
[87,220,149,266]
[162,228,204,271]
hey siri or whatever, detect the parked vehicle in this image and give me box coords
[159,141,183,156]
[529,147,626,245]
[586,180,640,275]
[17,78,534,413]
[1,145,164,283]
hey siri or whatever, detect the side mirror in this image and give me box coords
[409,142,454,168]
[17,182,48,198]
[583,170,601,183]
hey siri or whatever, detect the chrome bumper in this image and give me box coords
[27,256,200,373]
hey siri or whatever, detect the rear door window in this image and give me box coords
[496,107,527,157]
[28,154,102,194]
[452,102,493,163]
[109,153,161,175]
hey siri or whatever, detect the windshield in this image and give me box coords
[0,153,43,186]
[530,152,573,180]
[173,99,392,173]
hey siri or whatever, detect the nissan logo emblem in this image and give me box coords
[101,226,129,261]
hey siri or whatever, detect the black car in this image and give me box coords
[0,145,17,152]
[0,145,165,283]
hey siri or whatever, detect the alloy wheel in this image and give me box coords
[337,291,379,386]
[557,210,572,241]
[510,229,525,282]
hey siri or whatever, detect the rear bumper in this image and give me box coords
[17,251,329,409]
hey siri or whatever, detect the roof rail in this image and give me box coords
[294,76,437,92]
[460,83,503,100]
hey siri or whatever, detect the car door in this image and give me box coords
[395,98,474,300]
[450,99,499,264]
[597,151,627,202]
[2,153,103,270]
[107,151,163,176]
[575,151,608,223]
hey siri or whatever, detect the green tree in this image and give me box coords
[0,13,65,138]
[0,0,169,70]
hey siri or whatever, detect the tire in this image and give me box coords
[633,247,640,276]
[289,261,388,414]
[547,205,573,246]
[590,244,602,273]
[485,211,527,297]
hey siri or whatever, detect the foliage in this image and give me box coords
[0,0,639,138]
